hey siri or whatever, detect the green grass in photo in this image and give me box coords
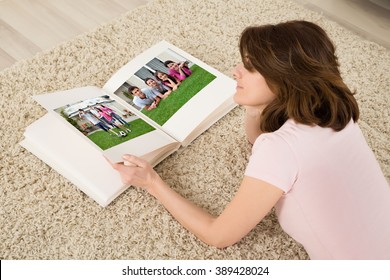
[88,118,155,150]
[141,65,216,125]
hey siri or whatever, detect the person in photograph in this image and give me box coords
[154,70,181,90]
[164,60,192,81]
[88,105,114,129]
[144,77,172,97]
[112,20,390,259]
[99,104,131,132]
[95,107,121,129]
[87,106,125,137]
[77,109,111,133]
[129,86,161,111]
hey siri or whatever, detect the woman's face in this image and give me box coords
[232,63,276,107]
[146,79,158,87]
[157,72,168,80]
[168,62,179,71]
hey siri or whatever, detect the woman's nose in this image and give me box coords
[232,63,242,79]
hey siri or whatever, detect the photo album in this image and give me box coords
[20,41,236,207]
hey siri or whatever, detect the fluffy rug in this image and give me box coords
[1,0,389,259]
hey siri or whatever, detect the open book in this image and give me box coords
[20,41,236,207]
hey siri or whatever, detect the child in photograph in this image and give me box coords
[95,107,120,129]
[154,70,181,90]
[96,107,128,137]
[144,77,172,97]
[77,109,111,133]
[164,60,192,81]
[88,105,114,129]
[99,105,131,132]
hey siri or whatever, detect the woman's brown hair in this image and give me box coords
[239,20,359,132]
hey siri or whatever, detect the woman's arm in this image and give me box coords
[144,99,159,110]
[112,155,283,248]
[162,89,172,98]
[165,78,180,90]
[144,103,156,111]
[169,69,186,81]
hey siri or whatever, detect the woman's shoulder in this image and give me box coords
[254,118,363,158]
[253,119,326,153]
[255,119,297,143]
[253,122,295,154]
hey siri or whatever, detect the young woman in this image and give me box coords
[98,105,131,132]
[144,77,172,97]
[154,70,181,90]
[164,60,192,81]
[111,21,390,259]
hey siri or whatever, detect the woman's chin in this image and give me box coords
[233,93,240,104]
[233,93,245,106]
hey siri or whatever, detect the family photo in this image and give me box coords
[113,48,216,126]
[54,96,155,150]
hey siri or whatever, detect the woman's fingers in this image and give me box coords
[122,154,148,168]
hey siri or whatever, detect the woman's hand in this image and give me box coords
[162,90,172,98]
[111,155,161,195]
[178,61,186,68]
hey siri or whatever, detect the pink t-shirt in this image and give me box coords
[245,119,390,259]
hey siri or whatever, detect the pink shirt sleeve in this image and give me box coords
[245,133,298,193]
[168,69,186,81]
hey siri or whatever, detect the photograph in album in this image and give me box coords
[54,95,155,150]
[113,48,216,126]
